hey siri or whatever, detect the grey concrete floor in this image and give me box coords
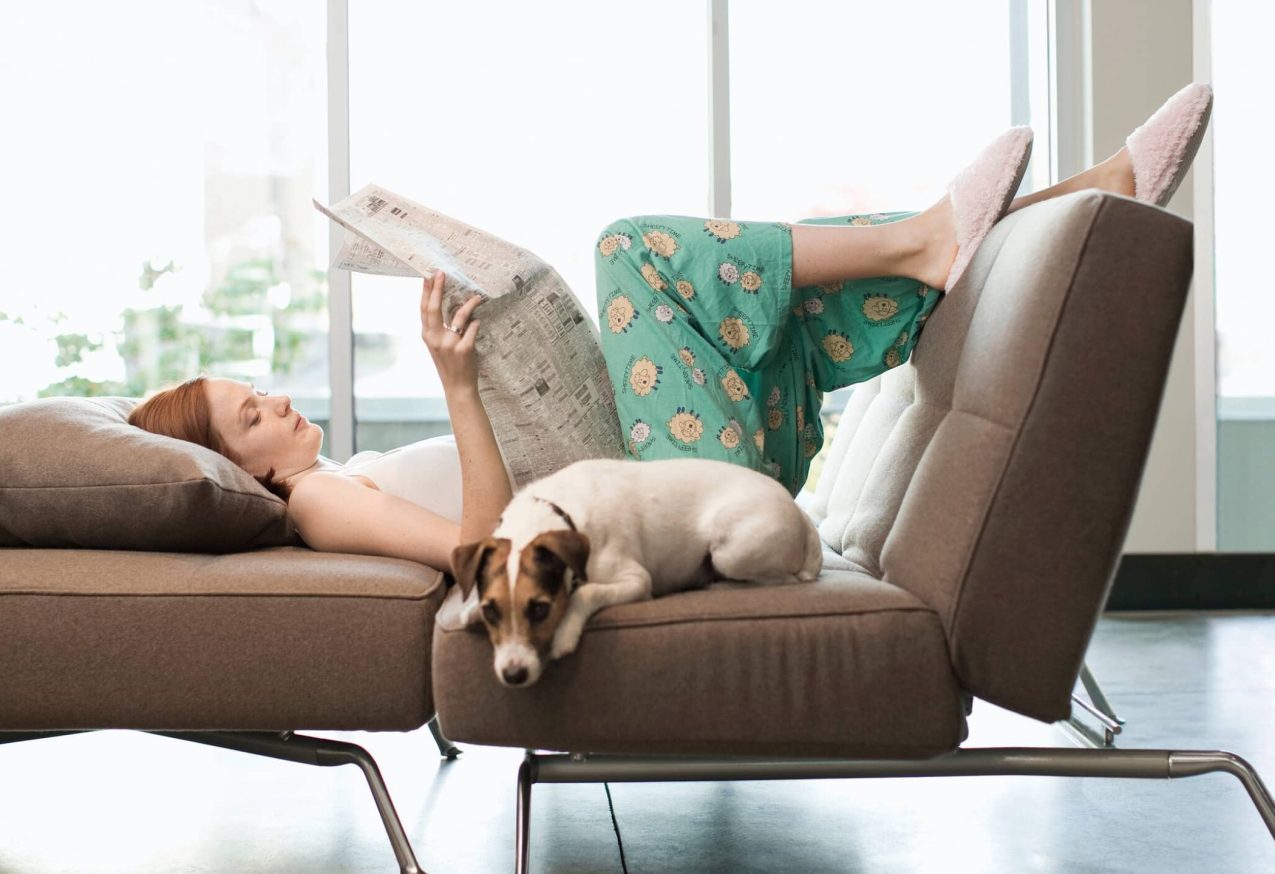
[1,612,1273,873]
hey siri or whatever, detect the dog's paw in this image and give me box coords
[549,618,585,660]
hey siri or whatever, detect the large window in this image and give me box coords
[1213,1,1275,549]
[345,1,1049,491]
[347,1,709,450]
[730,1,1018,220]
[0,1,330,446]
[726,0,1047,489]
[4,1,1048,495]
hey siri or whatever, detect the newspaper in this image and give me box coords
[314,184,625,489]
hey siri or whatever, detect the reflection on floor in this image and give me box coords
[1,612,1273,873]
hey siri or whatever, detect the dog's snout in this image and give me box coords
[494,639,542,688]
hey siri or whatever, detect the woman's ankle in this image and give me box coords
[895,202,953,289]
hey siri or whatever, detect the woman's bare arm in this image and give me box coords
[447,385,514,543]
[288,471,461,570]
[419,269,513,545]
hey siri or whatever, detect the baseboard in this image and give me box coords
[1106,553,1275,610]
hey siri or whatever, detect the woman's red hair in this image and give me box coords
[128,375,289,500]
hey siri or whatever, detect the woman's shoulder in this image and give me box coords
[289,468,379,508]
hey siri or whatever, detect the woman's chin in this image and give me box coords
[305,422,325,453]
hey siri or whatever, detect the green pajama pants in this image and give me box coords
[594,211,943,497]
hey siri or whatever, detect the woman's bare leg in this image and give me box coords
[1006,145,1135,214]
[790,214,929,287]
[790,199,953,290]
[789,144,1137,292]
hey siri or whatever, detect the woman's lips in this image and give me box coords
[295,414,306,431]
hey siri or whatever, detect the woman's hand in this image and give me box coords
[420,270,485,391]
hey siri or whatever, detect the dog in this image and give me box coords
[450,456,823,688]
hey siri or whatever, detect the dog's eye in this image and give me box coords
[532,545,562,567]
[481,601,501,624]
[526,600,551,623]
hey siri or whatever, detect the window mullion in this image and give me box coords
[326,0,355,461]
[708,0,731,218]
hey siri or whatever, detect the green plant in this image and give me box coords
[4,257,327,400]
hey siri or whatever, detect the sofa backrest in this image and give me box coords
[803,190,1193,722]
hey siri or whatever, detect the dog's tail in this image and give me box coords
[798,516,823,582]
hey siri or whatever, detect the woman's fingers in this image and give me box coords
[429,271,444,317]
[420,270,487,346]
[420,271,447,333]
[455,318,479,354]
[444,293,485,332]
[453,293,484,321]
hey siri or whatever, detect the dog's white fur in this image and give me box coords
[461,456,823,682]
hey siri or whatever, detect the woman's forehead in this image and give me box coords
[209,377,253,398]
[206,378,254,431]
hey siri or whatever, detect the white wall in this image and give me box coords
[1084,0,1204,553]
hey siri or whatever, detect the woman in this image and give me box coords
[126,272,507,572]
[127,83,1212,567]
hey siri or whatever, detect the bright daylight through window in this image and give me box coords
[1,1,1045,494]
[0,1,330,444]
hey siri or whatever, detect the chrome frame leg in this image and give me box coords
[513,746,1275,869]
[1080,662,1125,724]
[0,730,426,873]
[151,731,424,874]
[1171,751,1275,832]
[516,755,534,874]
[1062,661,1126,747]
[427,716,461,760]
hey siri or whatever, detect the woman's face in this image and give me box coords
[204,377,323,483]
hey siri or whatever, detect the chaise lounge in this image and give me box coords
[429,189,1275,870]
[2,189,1272,873]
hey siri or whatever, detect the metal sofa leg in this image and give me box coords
[1171,750,1275,834]
[154,731,424,874]
[1079,662,1124,725]
[516,754,534,874]
[427,716,461,760]
[512,746,1275,868]
[1061,661,1127,747]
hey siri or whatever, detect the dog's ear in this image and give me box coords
[451,538,499,599]
[529,529,590,591]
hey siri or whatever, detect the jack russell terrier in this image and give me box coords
[450,456,823,687]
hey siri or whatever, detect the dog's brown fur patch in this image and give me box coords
[453,530,591,664]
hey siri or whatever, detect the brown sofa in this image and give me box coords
[430,190,1275,871]
[0,398,455,873]
[3,190,1272,874]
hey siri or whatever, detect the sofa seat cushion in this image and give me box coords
[433,570,967,758]
[0,547,445,731]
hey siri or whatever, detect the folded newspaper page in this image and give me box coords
[314,184,625,488]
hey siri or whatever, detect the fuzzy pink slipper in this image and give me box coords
[944,126,1034,292]
[1126,82,1214,207]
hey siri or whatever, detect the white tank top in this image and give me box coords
[336,434,464,524]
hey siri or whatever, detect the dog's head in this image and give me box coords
[451,528,590,688]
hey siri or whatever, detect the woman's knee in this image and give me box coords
[595,215,646,249]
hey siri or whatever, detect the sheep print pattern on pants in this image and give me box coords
[595,212,943,497]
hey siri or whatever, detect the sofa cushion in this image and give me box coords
[0,396,295,552]
[433,571,967,758]
[0,548,445,730]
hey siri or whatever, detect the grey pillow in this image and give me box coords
[0,396,297,552]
